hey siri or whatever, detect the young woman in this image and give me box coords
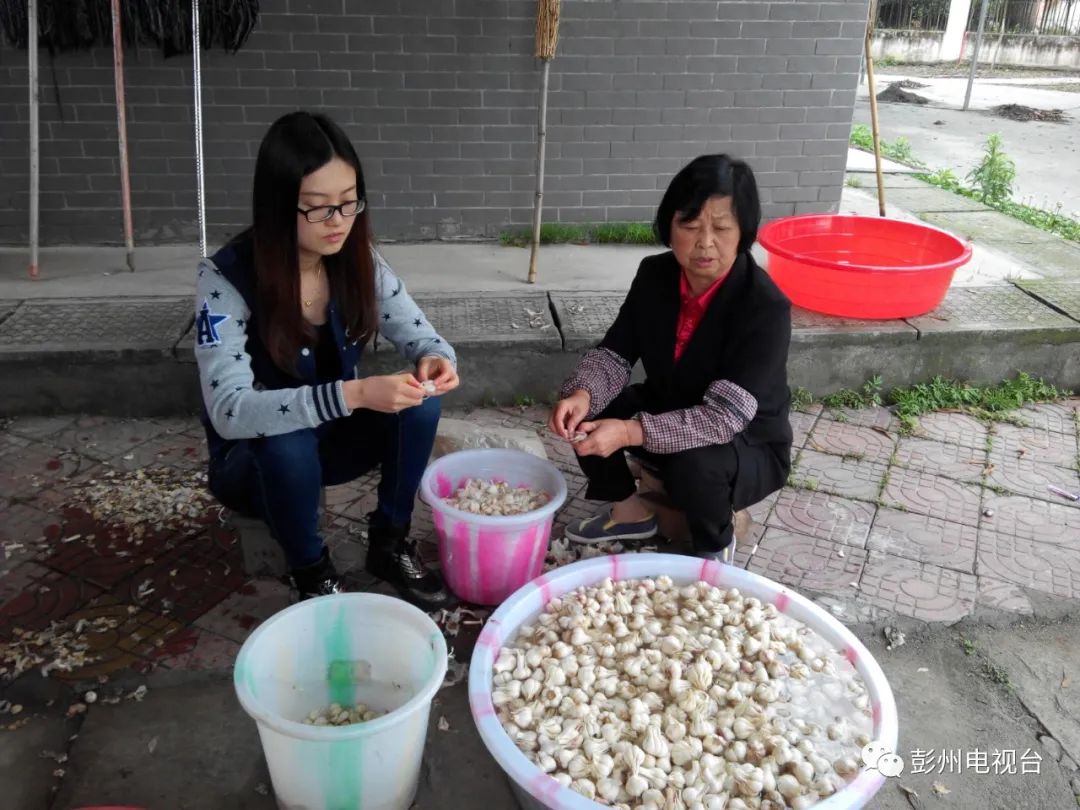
[194,111,457,608]
[549,154,792,562]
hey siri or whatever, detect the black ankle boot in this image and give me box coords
[291,548,345,600]
[365,514,454,611]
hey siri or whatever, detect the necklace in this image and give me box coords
[303,263,323,308]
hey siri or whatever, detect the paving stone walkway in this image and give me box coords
[1,400,1078,683]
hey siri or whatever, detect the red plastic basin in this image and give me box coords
[758,214,972,319]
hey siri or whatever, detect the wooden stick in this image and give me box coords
[527,58,550,284]
[864,0,886,217]
[111,0,136,272]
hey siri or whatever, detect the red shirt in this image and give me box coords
[674,270,727,361]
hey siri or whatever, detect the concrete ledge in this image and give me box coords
[872,186,993,214]
[1016,280,1080,322]
[550,291,624,351]
[405,292,561,350]
[0,297,192,362]
[0,299,20,325]
[0,356,203,417]
[789,306,922,393]
[922,211,1080,281]
[1,287,1078,416]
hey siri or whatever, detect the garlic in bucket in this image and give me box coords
[303,702,385,726]
[445,478,551,517]
[492,575,875,810]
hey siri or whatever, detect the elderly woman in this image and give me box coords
[548,154,792,562]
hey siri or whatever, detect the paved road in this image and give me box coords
[853,73,1080,218]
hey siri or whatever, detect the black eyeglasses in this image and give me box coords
[296,199,366,223]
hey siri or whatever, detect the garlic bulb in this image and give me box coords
[626,773,649,797]
[688,659,714,691]
[597,776,621,802]
[643,725,670,758]
[571,778,596,800]
[664,719,688,743]
[671,737,703,767]
[833,756,859,776]
[520,677,541,701]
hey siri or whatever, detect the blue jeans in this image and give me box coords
[208,397,441,568]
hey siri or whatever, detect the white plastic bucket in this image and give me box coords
[234,593,448,810]
[468,553,899,810]
[420,449,568,606]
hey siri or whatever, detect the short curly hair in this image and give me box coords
[653,154,761,254]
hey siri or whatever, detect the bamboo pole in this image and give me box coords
[527,59,550,285]
[864,0,887,217]
[192,0,208,257]
[111,0,135,271]
[28,0,39,278]
[527,0,560,284]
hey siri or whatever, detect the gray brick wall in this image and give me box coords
[0,0,868,245]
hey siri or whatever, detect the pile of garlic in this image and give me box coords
[493,577,872,810]
[445,479,551,516]
[303,702,383,726]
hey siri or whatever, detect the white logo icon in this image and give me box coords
[862,741,906,778]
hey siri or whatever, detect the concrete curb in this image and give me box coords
[0,283,1078,416]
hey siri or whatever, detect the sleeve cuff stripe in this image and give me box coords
[313,387,328,422]
[330,383,346,418]
[322,384,339,420]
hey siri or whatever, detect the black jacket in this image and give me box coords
[600,250,793,450]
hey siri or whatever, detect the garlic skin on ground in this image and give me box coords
[495,576,874,808]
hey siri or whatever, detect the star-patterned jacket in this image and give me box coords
[193,236,455,456]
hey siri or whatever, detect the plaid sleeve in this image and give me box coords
[637,380,758,454]
[559,347,632,418]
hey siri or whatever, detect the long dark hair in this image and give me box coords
[250,111,378,374]
[654,154,761,254]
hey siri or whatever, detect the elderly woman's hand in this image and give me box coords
[573,418,643,458]
[548,390,591,440]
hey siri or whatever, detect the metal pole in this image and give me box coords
[192,0,207,257]
[111,0,136,272]
[963,0,991,111]
[28,0,39,279]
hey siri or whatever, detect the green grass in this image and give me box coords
[802,373,1067,435]
[849,124,925,168]
[890,373,1069,431]
[1075,410,1080,474]
[962,638,976,655]
[790,387,815,412]
[821,376,884,410]
[985,662,1012,689]
[499,222,656,247]
[918,169,1080,244]
[591,222,655,244]
[874,446,900,507]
